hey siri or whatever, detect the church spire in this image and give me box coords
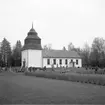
[32,22,33,29]
[28,22,37,35]
[22,22,42,51]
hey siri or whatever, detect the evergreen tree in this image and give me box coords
[12,40,22,66]
[1,38,11,67]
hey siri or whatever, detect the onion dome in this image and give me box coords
[22,23,42,50]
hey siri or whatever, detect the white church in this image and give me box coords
[21,24,82,68]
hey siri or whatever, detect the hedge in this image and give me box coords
[24,71,105,86]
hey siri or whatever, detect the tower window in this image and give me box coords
[53,59,56,65]
[65,59,68,65]
[59,59,62,65]
[47,59,50,65]
[76,59,78,65]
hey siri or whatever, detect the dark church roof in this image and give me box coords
[42,49,81,58]
[22,24,42,51]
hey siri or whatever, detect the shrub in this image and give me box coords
[24,71,105,86]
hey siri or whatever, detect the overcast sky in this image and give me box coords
[0,0,105,49]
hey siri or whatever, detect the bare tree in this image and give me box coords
[43,45,48,50]
[92,37,105,53]
[47,44,52,50]
[90,37,105,67]
[62,46,66,51]
[68,42,74,51]
[81,43,91,67]
[43,44,52,50]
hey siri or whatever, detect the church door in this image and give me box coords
[73,62,75,67]
[23,59,26,67]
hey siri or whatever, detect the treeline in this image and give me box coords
[0,37,105,68]
[67,37,105,68]
[0,38,22,67]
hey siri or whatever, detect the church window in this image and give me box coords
[76,59,78,65]
[59,59,62,65]
[47,59,50,65]
[65,59,68,65]
[53,59,56,65]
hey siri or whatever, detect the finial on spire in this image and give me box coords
[32,22,33,29]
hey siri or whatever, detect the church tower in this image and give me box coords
[21,23,42,68]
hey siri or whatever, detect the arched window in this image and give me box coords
[53,59,56,65]
[76,59,78,65]
[47,59,50,65]
[59,59,62,65]
[65,59,68,65]
[23,59,26,67]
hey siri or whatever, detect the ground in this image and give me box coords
[0,71,105,104]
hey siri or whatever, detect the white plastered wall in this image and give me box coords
[21,50,28,67]
[22,49,42,68]
[78,59,82,67]
[28,49,42,68]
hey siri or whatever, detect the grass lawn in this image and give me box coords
[0,71,105,104]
